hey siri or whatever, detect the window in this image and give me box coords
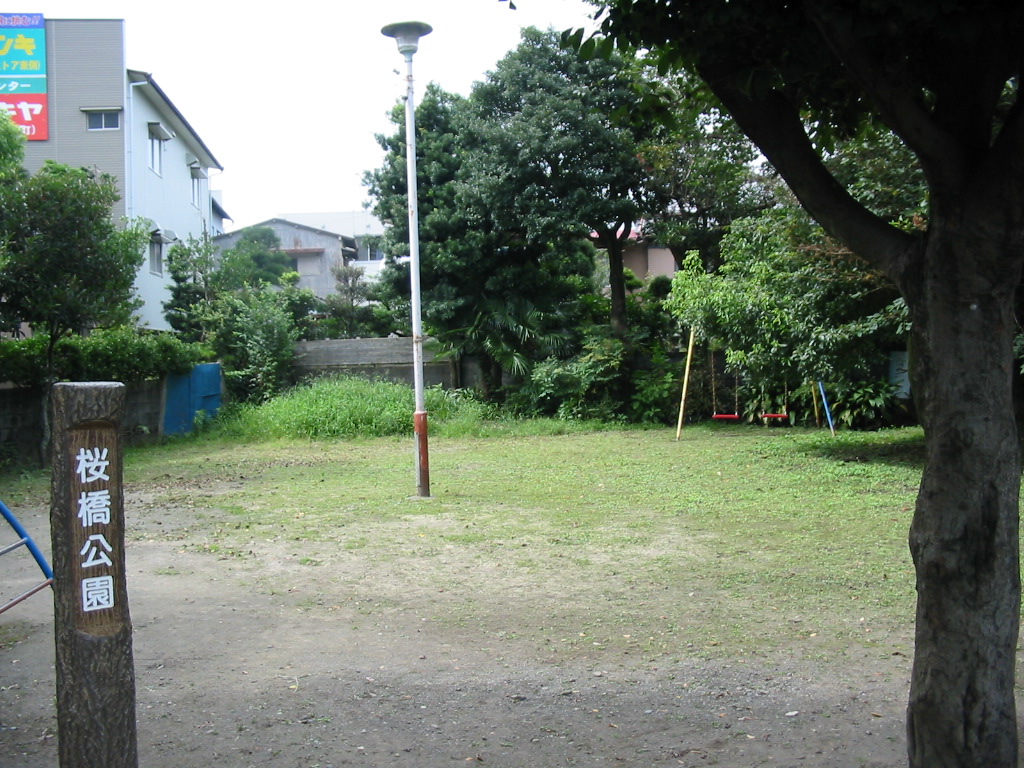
[148,135,162,174]
[147,123,172,175]
[86,111,119,130]
[149,240,163,275]
[190,165,207,207]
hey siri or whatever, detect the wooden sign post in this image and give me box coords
[50,382,138,768]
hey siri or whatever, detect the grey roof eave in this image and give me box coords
[127,69,223,171]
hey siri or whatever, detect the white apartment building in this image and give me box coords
[6,14,224,330]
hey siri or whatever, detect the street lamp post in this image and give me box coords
[382,20,432,498]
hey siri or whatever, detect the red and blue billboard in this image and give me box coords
[0,13,47,139]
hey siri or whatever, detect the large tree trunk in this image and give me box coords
[605,237,628,338]
[901,224,1021,768]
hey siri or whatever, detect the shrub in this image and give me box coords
[0,328,209,387]
[739,378,908,430]
[208,289,299,403]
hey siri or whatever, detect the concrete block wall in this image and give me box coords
[294,338,462,388]
[0,379,169,460]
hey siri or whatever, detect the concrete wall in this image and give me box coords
[294,338,461,388]
[623,242,676,281]
[2,378,182,461]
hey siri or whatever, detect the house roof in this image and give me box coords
[211,196,231,221]
[127,69,222,171]
[244,217,346,239]
[212,217,358,256]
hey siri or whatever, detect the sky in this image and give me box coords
[28,0,599,230]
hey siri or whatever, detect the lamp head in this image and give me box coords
[381,21,432,55]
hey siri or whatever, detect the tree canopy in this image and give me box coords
[366,78,595,394]
[0,161,147,358]
[465,27,659,336]
[0,112,25,182]
[636,77,772,271]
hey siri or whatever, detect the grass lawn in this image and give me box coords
[2,422,924,665]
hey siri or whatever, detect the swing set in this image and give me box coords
[675,328,838,438]
[709,348,741,422]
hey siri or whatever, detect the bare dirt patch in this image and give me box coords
[2,488,912,768]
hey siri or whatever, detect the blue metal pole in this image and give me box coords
[817,381,836,437]
[1,498,53,580]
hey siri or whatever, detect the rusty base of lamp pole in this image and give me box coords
[414,410,430,497]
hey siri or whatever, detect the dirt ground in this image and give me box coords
[2,490,913,768]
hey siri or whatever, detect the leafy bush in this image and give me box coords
[509,283,684,425]
[514,334,628,421]
[739,378,908,430]
[208,289,299,403]
[821,379,909,430]
[626,347,680,423]
[0,328,209,387]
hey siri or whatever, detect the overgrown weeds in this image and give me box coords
[192,374,625,442]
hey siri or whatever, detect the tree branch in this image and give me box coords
[802,2,985,191]
[701,67,915,280]
[992,93,1024,192]
[804,6,967,184]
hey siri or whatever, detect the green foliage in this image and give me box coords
[217,226,290,288]
[164,232,220,342]
[277,280,325,342]
[0,162,147,361]
[667,201,907,421]
[166,231,324,400]
[512,283,683,425]
[0,328,208,387]
[366,81,596,394]
[0,112,25,182]
[463,27,660,336]
[516,333,629,421]
[735,379,908,431]
[323,263,391,338]
[638,82,774,270]
[627,345,681,423]
[207,288,299,403]
[818,379,909,431]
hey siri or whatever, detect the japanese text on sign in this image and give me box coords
[75,446,115,614]
[0,12,45,138]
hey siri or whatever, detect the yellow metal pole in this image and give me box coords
[810,380,822,427]
[675,327,698,440]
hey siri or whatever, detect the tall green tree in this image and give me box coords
[166,227,304,344]
[638,79,773,271]
[588,1,1024,764]
[324,263,377,338]
[164,232,220,342]
[0,161,147,374]
[206,286,298,402]
[466,27,658,337]
[667,126,923,415]
[668,205,907,416]
[366,82,593,395]
[0,112,26,182]
[216,226,291,288]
